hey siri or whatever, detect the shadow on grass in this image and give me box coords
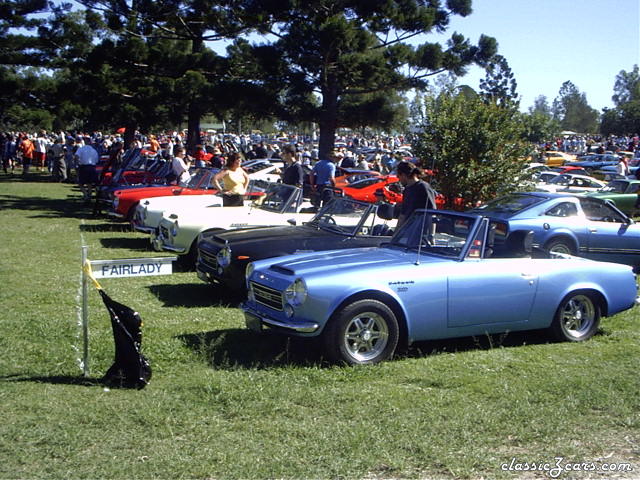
[0,193,90,219]
[100,237,151,251]
[178,327,559,370]
[404,328,554,359]
[1,374,102,387]
[148,282,243,308]
[80,222,133,233]
[176,328,325,369]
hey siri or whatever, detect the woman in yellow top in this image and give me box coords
[213,152,250,206]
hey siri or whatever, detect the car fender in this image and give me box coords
[304,277,409,338]
[327,288,411,344]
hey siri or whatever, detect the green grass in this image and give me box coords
[1,173,639,479]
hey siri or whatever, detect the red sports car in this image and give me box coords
[334,170,382,189]
[340,175,465,210]
[109,168,220,220]
[339,175,404,203]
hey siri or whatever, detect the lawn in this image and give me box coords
[1,174,639,479]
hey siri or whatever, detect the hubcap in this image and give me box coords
[550,243,571,255]
[343,312,389,362]
[561,295,595,337]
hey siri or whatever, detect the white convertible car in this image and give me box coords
[131,180,269,234]
[152,183,316,265]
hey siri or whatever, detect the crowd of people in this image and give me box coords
[0,129,412,180]
[541,134,640,155]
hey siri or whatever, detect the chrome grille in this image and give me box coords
[252,282,283,311]
[199,250,218,269]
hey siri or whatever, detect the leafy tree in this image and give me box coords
[552,80,599,133]
[70,0,258,148]
[479,54,518,109]
[521,95,559,144]
[602,66,640,135]
[0,0,49,66]
[413,85,529,208]
[612,65,640,106]
[408,92,426,129]
[529,95,553,116]
[241,0,497,158]
[339,91,408,133]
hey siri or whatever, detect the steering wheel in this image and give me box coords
[322,215,337,225]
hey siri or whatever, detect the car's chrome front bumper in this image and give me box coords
[243,307,319,334]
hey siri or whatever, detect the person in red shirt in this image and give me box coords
[19,135,35,176]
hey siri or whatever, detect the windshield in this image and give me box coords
[309,197,373,235]
[549,174,572,185]
[598,180,627,193]
[389,211,478,258]
[473,193,544,215]
[256,183,298,212]
[347,177,383,189]
[182,169,212,188]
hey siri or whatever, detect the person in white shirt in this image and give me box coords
[75,144,99,203]
[171,147,191,184]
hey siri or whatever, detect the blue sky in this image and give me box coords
[434,0,640,112]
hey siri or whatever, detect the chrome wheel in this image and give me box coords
[324,299,399,365]
[559,295,595,338]
[551,292,600,342]
[343,312,389,362]
[546,238,575,255]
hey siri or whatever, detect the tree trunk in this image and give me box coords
[123,122,137,150]
[186,35,203,154]
[318,77,340,159]
[186,102,201,154]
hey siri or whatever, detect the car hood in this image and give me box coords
[265,246,448,277]
[142,193,222,211]
[206,224,330,246]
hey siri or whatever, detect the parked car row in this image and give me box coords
[92,154,639,365]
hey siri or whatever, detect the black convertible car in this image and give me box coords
[196,197,396,294]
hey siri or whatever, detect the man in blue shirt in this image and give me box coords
[310,151,337,207]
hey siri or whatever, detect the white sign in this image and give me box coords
[89,257,176,279]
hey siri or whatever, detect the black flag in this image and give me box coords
[99,289,152,389]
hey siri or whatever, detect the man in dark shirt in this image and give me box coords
[281,144,304,187]
[396,161,436,228]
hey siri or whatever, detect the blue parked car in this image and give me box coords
[472,192,640,270]
[242,209,638,364]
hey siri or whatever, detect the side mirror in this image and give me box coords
[287,218,297,226]
[376,202,395,220]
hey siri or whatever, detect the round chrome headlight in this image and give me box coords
[216,246,232,268]
[170,221,179,236]
[284,278,307,306]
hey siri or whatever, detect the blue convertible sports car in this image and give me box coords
[472,192,640,270]
[242,210,638,365]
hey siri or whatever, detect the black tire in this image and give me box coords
[545,237,576,255]
[549,291,600,342]
[323,299,399,365]
[125,203,138,222]
[176,239,198,270]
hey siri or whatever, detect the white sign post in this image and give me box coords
[81,247,176,377]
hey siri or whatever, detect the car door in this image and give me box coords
[446,221,538,328]
[446,259,539,328]
[578,198,640,265]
